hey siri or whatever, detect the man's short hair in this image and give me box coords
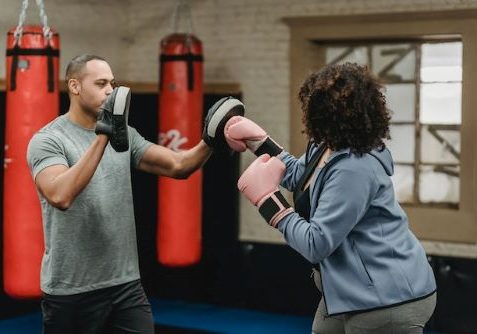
[65,54,106,83]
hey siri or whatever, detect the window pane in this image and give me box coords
[421,126,460,164]
[421,42,462,82]
[322,39,462,209]
[419,165,459,204]
[420,83,461,124]
[326,46,368,65]
[372,44,415,81]
[391,165,414,203]
[385,83,415,122]
[386,125,415,163]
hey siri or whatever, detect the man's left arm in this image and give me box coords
[137,141,212,179]
[136,96,244,179]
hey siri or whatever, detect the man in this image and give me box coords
[27,54,243,334]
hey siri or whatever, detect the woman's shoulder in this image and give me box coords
[328,148,387,175]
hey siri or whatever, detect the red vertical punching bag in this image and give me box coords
[157,33,203,266]
[3,25,60,298]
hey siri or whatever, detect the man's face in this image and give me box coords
[74,59,116,115]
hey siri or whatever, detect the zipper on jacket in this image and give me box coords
[311,147,350,316]
[318,263,331,317]
[311,265,330,315]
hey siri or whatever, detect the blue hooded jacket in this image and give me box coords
[277,144,436,315]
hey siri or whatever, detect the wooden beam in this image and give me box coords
[0,79,241,95]
[282,9,477,26]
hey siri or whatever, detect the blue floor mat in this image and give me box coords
[0,312,42,334]
[0,299,445,334]
[151,299,312,333]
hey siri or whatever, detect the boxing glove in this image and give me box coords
[203,96,245,152]
[224,116,283,157]
[238,154,293,227]
[95,86,131,152]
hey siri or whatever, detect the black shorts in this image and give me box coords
[41,280,154,334]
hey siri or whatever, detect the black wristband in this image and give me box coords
[254,137,283,157]
[258,190,291,223]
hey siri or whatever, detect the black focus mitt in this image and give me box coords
[202,96,245,152]
[95,86,131,152]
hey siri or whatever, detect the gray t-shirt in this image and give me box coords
[27,114,153,295]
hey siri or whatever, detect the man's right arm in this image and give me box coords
[33,135,109,210]
[35,86,129,210]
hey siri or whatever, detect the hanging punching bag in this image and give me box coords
[157,33,203,266]
[3,24,60,298]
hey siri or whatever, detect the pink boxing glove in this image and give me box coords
[238,154,294,227]
[224,116,283,157]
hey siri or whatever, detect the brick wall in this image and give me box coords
[0,0,130,81]
[2,0,477,243]
[125,0,477,243]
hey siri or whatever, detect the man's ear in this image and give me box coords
[68,79,80,95]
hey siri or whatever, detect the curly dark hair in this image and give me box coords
[298,62,391,154]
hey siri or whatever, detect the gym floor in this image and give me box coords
[0,298,445,334]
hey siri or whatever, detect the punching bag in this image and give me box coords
[3,25,60,298]
[157,33,203,266]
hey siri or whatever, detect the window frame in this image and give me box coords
[323,41,462,207]
[284,10,477,243]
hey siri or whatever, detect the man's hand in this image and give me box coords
[95,106,112,136]
[95,86,131,152]
[202,96,245,152]
[224,116,283,157]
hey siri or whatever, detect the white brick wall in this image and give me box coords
[2,0,477,246]
[0,0,130,81]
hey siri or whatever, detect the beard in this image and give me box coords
[78,95,102,119]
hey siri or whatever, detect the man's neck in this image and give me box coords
[66,104,96,129]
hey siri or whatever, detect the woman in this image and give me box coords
[227,62,437,333]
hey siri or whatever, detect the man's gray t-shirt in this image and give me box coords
[27,114,153,295]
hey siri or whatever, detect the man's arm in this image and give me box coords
[35,135,109,210]
[137,140,212,179]
[35,86,130,210]
[136,96,244,178]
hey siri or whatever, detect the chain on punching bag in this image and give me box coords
[157,1,203,266]
[3,0,59,298]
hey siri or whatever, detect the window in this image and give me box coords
[324,41,462,208]
[284,10,477,242]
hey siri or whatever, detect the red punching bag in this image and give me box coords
[3,24,60,298]
[157,33,203,266]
